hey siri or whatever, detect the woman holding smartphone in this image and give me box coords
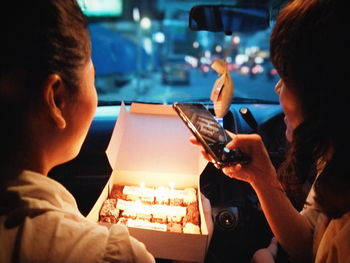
[192,0,350,262]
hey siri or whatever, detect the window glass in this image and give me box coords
[79,0,280,105]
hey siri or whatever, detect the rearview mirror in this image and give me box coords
[189,5,270,35]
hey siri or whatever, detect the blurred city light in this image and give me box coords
[232,36,240,45]
[133,7,140,22]
[153,32,165,43]
[141,17,151,29]
[193,41,199,48]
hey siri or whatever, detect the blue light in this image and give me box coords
[77,0,122,17]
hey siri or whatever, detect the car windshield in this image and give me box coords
[78,0,280,105]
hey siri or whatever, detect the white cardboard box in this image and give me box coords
[87,103,213,262]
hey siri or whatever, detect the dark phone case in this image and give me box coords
[173,102,250,168]
[173,102,228,165]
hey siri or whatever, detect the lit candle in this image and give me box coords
[169,182,175,204]
[140,182,145,200]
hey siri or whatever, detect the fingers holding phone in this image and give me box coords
[189,136,220,168]
[222,133,276,184]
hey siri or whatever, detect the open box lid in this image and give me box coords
[106,102,209,188]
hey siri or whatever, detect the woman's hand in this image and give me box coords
[189,131,277,185]
[221,131,276,185]
[250,237,278,263]
[189,136,217,165]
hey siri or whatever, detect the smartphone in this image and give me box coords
[173,102,250,168]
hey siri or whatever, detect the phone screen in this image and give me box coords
[177,103,227,144]
[173,102,231,162]
[173,102,250,167]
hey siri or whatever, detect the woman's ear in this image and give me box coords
[42,74,67,129]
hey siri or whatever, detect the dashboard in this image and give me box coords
[48,102,286,263]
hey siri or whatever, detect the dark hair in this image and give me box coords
[0,0,90,182]
[270,0,349,217]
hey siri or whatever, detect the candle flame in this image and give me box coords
[169,182,175,190]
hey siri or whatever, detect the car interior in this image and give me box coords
[49,0,289,262]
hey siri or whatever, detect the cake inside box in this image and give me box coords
[99,183,201,234]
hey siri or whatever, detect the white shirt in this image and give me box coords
[301,182,350,263]
[0,170,155,263]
